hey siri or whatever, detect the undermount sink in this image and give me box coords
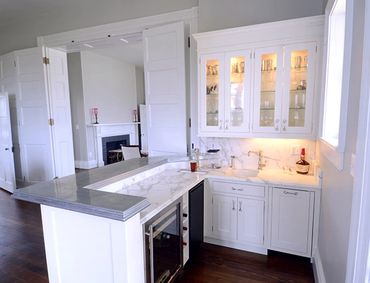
[219,168,259,178]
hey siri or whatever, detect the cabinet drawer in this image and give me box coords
[212,181,265,198]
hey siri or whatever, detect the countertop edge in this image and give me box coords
[13,190,151,221]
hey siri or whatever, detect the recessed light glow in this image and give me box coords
[83,43,94,48]
[120,38,129,43]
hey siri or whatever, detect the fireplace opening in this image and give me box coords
[102,135,130,165]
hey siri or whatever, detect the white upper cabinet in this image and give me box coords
[194,16,324,139]
[252,43,316,135]
[199,51,252,136]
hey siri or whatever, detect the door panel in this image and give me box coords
[0,93,16,192]
[15,47,55,182]
[237,198,264,245]
[143,22,187,156]
[212,194,237,241]
[46,48,75,178]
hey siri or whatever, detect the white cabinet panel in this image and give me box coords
[2,53,16,79]
[237,198,264,245]
[212,194,237,241]
[143,22,187,156]
[271,188,314,256]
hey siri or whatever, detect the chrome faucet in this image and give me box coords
[229,155,236,169]
[248,150,266,170]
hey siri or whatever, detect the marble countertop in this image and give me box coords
[13,157,167,221]
[98,162,321,223]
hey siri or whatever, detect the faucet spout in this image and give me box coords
[248,150,266,170]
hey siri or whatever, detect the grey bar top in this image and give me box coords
[13,157,167,221]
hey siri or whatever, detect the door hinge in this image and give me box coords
[13,60,16,68]
[212,226,214,232]
[187,36,191,48]
[315,45,318,53]
[188,118,192,128]
[43,57,50,65]
[48,118,55,126]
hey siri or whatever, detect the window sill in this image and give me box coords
[319,138,344,170]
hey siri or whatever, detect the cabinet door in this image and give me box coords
[271,188,314,256]
[237,197,264,245]
[252,47,284,133]
[212,194,237,241]
[224,51,251,133]
[199,53,225,133]
[281,43,316,134]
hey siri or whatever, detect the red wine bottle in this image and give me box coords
[296,148,310,174]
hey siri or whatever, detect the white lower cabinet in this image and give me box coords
[270,187,314,257]
[206,180,266,253]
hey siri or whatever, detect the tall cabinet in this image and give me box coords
[194,16,324,138]
[0,47,75,186]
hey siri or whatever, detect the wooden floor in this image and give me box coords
[176,244,314,283]
[0,188,314,283]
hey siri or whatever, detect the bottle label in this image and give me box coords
[296,164,310,173]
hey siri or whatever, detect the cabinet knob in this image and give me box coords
[182,242,188,246]
[283,126,286,131]
[183,227,188,231]
[183,213,188,218]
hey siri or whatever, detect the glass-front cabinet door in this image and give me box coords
[224,51,251,133]
[199,54,225,133]
[253,47,283,133]
[282,43,316,134]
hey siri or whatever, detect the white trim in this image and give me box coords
[313,248,327,283]
[74,160,97,169]
[204,236,268,255]
[319,0,354,169]
[345,0,370,281]
[319,138,344,170]
[37,7,198,49]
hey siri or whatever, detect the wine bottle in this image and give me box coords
[296,148,310,174]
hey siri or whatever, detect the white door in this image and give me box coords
[252,47,284,133]
[199,53,225,133]
[143,22,187,156]
[237,197,264,245]
[45,48,75,178]
[212,194,237,241]
[15,47,55,183]
[281,43,316,134]
[139,104,148,152]
[271,188,314,256]
[0,92,16,192]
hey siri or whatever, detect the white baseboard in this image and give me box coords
[313,248,326,283]
[75,160,97,169]
[204,236,268,255]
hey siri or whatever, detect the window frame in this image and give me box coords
[320,0,354,170]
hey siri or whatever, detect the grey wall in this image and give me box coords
[67,52,89,163]
[198,0,325,32]
[318,0,365,281]
[0,0,198,55]
[135,67,145,105]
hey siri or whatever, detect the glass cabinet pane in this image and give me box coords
[288,49,308,127]
[229,56,245,127]
[206,59,220,127]
[259,53,277,127]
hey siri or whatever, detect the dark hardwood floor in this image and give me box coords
[176,244,314,283]
[0,188,314,283]
[0,188,48,283]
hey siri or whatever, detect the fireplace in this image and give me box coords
[102,135,130,165]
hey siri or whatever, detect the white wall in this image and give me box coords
[198,0,325,32]
[135,67,145,105]
[80,51,137,124]
[317,0,365,281]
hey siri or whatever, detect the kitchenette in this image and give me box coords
[13,154,321,283]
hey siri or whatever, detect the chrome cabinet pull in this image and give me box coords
[232,200,236,210]
[232,187,237,191]
[283,126,286,131]
[225,120,229,130]
[283,190,298,196]
[239,201,242,212]
[237,188,243,191]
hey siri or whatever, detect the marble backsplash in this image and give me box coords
[198,137,317,173]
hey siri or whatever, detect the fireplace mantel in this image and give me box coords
[88,123,140,167]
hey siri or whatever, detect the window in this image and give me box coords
[320,0,353,169]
